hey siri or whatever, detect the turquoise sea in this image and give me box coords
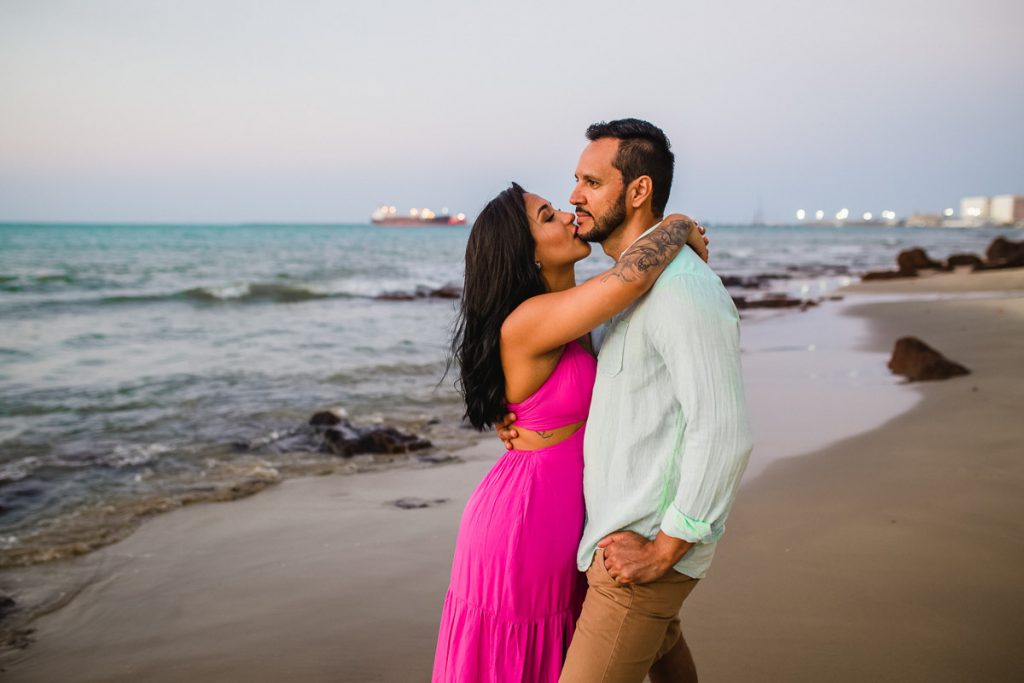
[0,222,1013,567]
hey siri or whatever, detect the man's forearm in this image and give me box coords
[652,531,694,573]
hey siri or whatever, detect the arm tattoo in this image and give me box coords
[600,218,694,284]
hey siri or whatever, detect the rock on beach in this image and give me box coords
[888,336,970,382]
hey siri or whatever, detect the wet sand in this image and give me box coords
[3,269,1023,682]
[686,277,1024,681]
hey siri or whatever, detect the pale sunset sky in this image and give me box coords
[1,0,1021,223]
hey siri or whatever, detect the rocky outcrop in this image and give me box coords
[732,295,818,310]
[862,247,949,280]
[309,410,345,427]
[314,417,433,457]
[861,269,911,281]
[376,284,462,301]
[860,238,1024,276]
[888,337,970,381]
[719,273,791,289]
[897,248,944,275]
[984,237,1024,269]
[236,410,434,458]
[946,253,984,270]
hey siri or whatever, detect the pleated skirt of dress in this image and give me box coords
[432,428,587,683]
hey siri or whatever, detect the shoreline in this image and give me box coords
[0,289,909,605]
[2,269,1022,680]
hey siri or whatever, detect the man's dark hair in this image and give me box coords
[586,118,674,217]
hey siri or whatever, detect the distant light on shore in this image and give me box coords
[944,208,955,217]
[796,209,806,220]
[862,212,873,221]
[836,208,850,220]
[881,210,896,220]
[815,210,825,220]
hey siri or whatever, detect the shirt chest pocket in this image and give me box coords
[597,319,629,377]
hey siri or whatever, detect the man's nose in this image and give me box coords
[569,184,584,207]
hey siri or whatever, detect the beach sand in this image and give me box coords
[686,270,1024,681]
[3,269,1022,682]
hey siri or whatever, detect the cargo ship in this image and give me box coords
[371,205,467,226]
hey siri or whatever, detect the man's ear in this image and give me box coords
[629,176,654,209]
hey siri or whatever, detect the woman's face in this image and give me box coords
[523,193,592,268]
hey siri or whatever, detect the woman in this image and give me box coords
[433,183,705,682]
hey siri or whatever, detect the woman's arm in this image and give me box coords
[501,214,700,357]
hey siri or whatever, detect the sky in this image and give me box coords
[1,0,1022,223]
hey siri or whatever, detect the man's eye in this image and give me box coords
[589,181,599,188]
[546,213,556,222]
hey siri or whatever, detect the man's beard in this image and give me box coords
[578,188,627,244]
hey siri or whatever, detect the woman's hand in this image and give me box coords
[495,412,518,450]
[663,213,709,263]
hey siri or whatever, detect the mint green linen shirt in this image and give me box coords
[578,237,754,580]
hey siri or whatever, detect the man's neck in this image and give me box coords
[601,209,663,261]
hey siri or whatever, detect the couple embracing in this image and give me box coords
[433,119,753,682]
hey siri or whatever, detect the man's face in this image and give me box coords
[569,138,628,244]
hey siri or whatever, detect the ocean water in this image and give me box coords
[0,221,1014,567]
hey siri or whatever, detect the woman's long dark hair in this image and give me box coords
[449,183,548,430]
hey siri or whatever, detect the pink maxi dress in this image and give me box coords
[433,341,596,682]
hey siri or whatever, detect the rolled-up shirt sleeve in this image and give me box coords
[647,274,754,545]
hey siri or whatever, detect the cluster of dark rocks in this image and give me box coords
[717,272,829,310]
[233,410,436,460]
[730,294,820,310]
[863,236,1024,281]
[719,273,793,289]
[308,410,433,457]
[376,284,461,301]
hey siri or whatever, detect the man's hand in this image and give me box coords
[597,531,694,585]
[495,412,518,450]
[662,213,709,263]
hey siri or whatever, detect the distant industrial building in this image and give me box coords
[960,196,990,220]
[959,194,1023,226]
[990,195,1024,225]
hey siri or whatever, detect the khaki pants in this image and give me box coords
[559,548,699,683]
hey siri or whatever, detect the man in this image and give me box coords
[501,118,753,682]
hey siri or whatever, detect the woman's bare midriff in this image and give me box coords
[508,420,586,451]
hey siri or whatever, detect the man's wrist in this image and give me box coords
[652,531,693,571]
